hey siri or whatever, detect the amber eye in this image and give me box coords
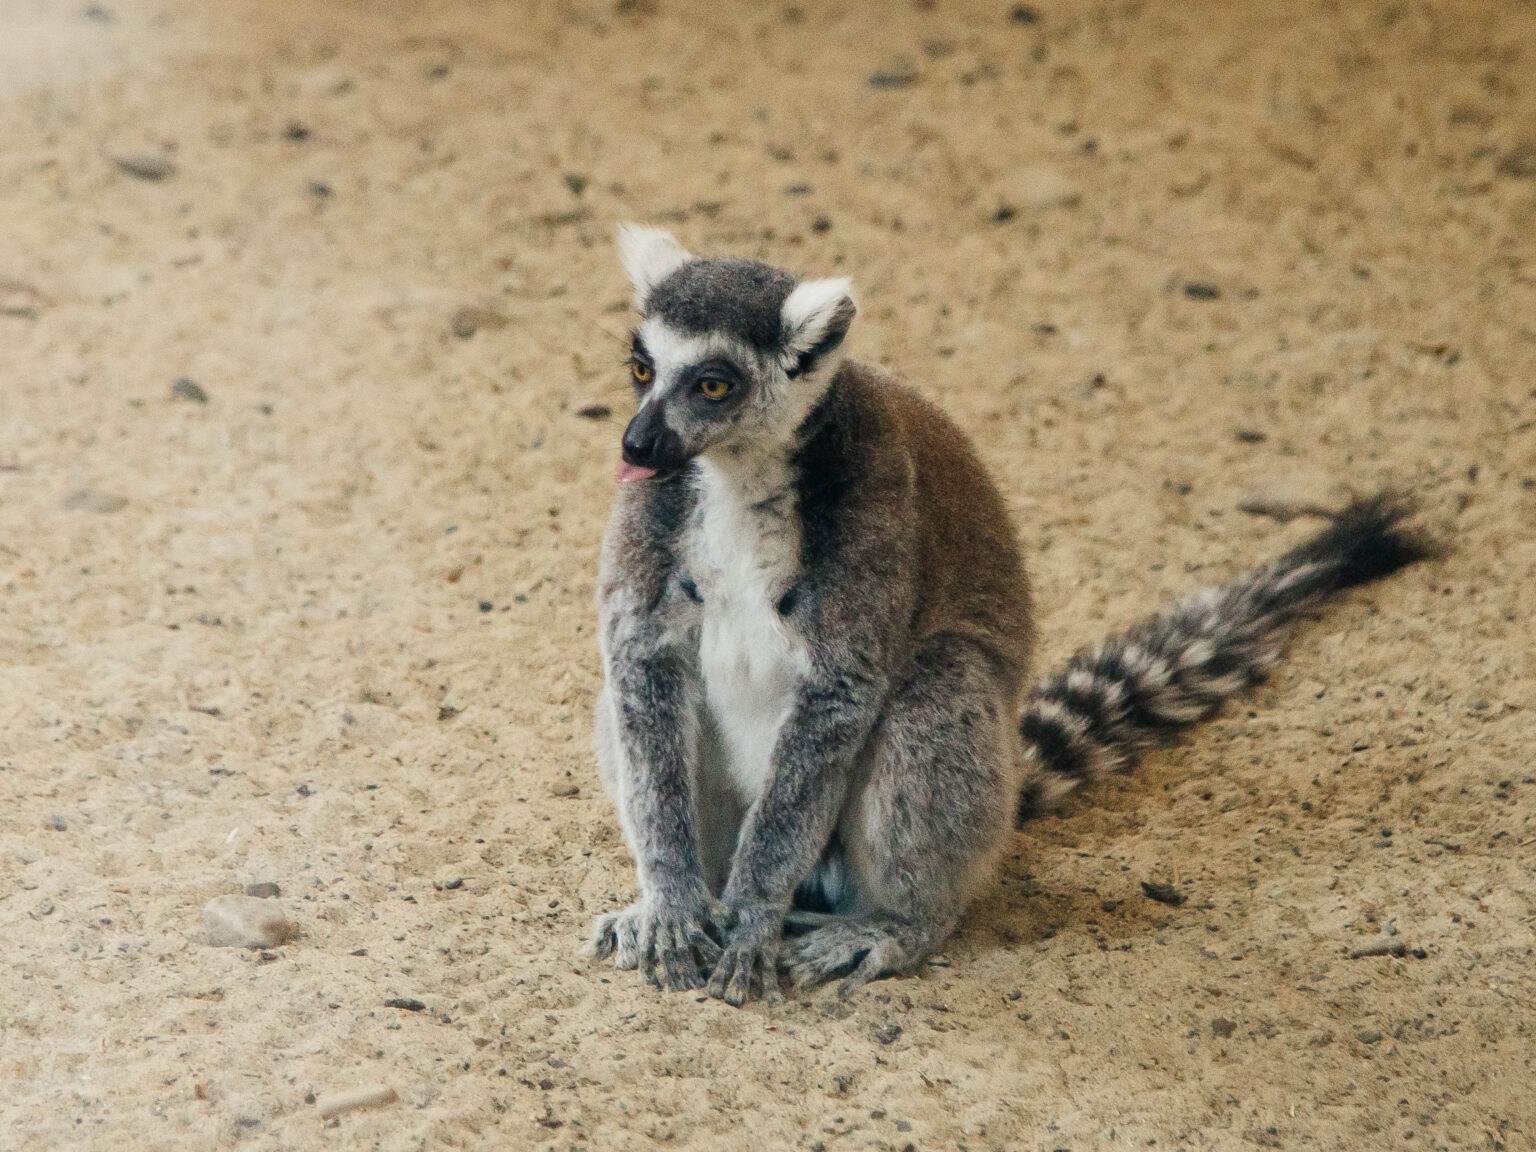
[699,378,730,400]
[631,360,653,385]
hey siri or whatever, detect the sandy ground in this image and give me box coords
[1,0,1533,1148]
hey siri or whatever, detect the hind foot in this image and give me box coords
[780,916,944,998]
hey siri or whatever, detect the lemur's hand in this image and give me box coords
[588,883,728,992]
[706,898,784,1006]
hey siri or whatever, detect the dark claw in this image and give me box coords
[688,926,723,966]
[590,922,616,962]
[835,952,882,999]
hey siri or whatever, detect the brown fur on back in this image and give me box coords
[806,363,1033,699]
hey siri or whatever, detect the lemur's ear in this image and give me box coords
[779,277,856,378]
[617,224,692,309]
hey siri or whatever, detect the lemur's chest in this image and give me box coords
[685,459,809,798]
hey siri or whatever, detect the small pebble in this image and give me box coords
[316,1084,396,1120]
[563,173,588,196]
[1356,1029,1383,1044]
[870,1021,902,1045]
[384,997,427,1012]
[112,152,176,181]
[868,68,917,89]
[47,814,67,832]
[1183,282,1221,300]
[1010,165,1081,211]
[62,489,128,513]
[172,377,208,403]
[1348,939,1407,959]
[306,180,334,198]
[451,306,509,339]
[550,782,580,798]
[1234,428,1266,444]
[246,881,281,899]
[1141,880,1186,906]
[1236,481,1339,523]
[1495,141,1536,179]
[1211,1017,1237,1038]
[0,278,44,319]
[283,121,311,141]
[440,877,464,890]
[203,894,292,949]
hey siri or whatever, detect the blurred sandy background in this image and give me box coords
[1,0,1533,1148]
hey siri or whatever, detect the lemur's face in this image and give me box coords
[613,225,856,483]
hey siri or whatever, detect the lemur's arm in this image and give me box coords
[707,448,916,1004]
[592,490,727,992]
[604,611,706,891]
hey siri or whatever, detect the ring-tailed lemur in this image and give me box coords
[588,225,1434,1006]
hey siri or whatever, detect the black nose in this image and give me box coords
[621,418,659,466]
[621,405,686,472]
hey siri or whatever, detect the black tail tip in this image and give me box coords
[1298,491,1442,590]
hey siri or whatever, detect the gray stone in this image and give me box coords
[111,152,175,180]
[203,894,292,949]
[172,377,208,403]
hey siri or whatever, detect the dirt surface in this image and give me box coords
[2,0,1534,1148]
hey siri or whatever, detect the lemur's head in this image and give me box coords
[612,224,857,483]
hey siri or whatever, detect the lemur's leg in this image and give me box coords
[693,713,748,895]
[782,635,1017,997]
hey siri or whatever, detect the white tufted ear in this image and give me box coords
[617,224,692,309]
[779,277,856,376]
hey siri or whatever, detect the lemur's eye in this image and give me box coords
[698,378,730,400]
[631,360,653,385]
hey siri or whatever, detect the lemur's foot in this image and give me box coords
[706,900,783,1007]
[588,892,728,992]
[781,916,932,998]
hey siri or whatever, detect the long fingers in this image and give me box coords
[658,921,707,991]
[835,949,885,1000]
[591,904,733,990]
[706,945,780,1007]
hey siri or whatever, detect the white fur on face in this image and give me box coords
[617,224,692,309]
[633,316,718,422]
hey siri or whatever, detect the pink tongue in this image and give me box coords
[614,461,658,484]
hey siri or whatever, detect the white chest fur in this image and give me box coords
[687,452,809,803]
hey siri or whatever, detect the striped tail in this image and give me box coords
[1016,492,1437,824]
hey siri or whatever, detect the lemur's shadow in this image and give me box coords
[945,748,1216,970]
